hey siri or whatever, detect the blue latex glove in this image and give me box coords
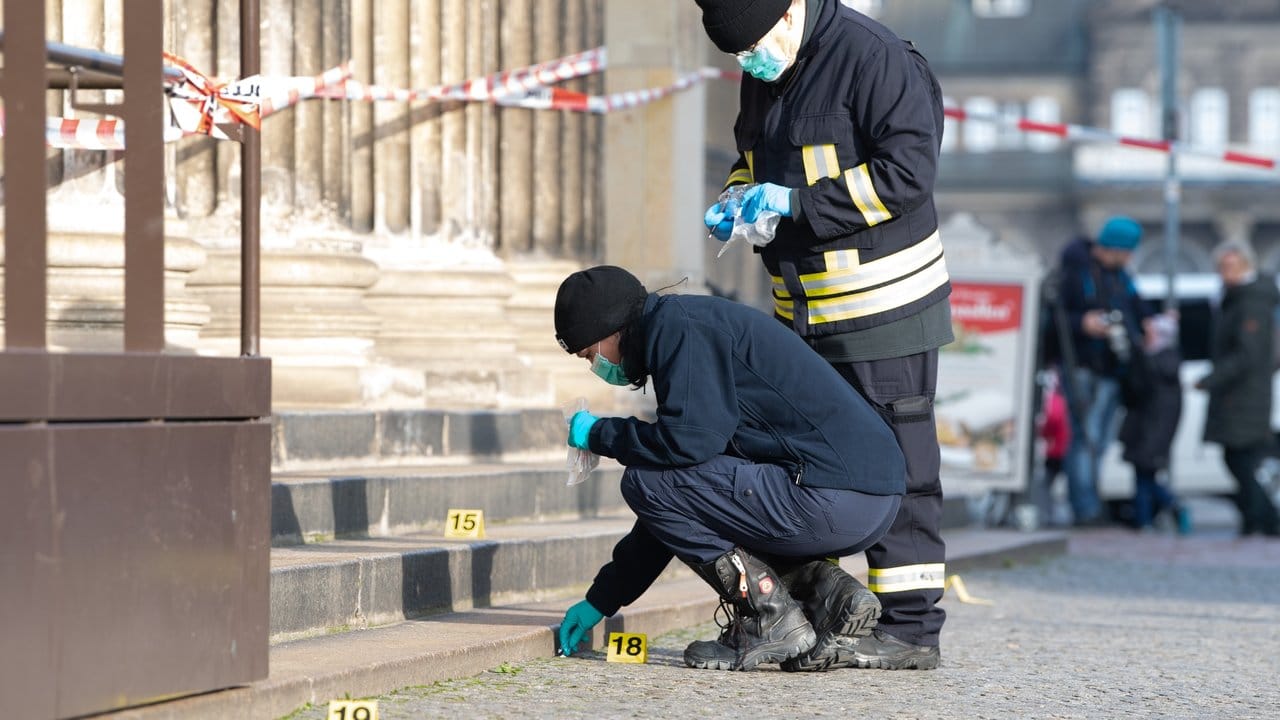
[558,599,604,656]
[703,203,735,242]
[567,410,599,450]
[740,182,792,223]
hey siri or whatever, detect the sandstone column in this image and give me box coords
[603,0,708,290]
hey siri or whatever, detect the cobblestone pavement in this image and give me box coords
[284,529,1280,720]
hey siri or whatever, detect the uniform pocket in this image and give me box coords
[888,395,932,425]
[789,113,851,187]
[732,463,811,539]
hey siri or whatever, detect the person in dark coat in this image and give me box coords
[1196,241,1280,537]
[552,266,906,671]
[1119,313,1189,532]
[1057,216,1153,526]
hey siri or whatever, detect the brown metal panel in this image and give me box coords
[50,421,271,718]
[2,0,48,349]
[0,353,271,421]
[241,0,262,357]
[0,427,57,718]
[123,0,166,352]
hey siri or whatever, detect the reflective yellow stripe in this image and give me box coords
[745,150,755,180]
[807,259,949,323]
[844,163,892,227]
[769,231,949,325]
[801,144,840,186]
[801,232,943,298]
[725,168,753,188]
[867,563,946,594]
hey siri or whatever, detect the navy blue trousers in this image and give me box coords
[833,350,947,647]
[620,454,900,566]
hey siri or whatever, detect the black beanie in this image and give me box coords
[554,266,649,354]
[696,0,792,54]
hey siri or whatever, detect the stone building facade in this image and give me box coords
[2,0,709,413]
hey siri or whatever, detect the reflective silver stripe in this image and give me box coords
[867,563,946,593]
[845,163,893,227]
[801,231,943,297]
[824,248,858,271]
[806,256,949,324]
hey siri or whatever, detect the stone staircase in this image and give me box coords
[268,408,647,644]
[104,407,1067,719]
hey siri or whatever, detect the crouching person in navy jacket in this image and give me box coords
[553,266,906,672]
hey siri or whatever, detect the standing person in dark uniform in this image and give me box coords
[1196,242,1280,538]
[695,0,950,669]
[552,266,906,672]
[1118,313,1189,533]
[1056,216,1151,526]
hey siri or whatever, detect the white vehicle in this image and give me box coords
[1095,273,1279,501]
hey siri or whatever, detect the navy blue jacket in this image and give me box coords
[588,293,906,494]
[1058,237,1151,377]
[583,293,905,616]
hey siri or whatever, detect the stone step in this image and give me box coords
[269,493,982,644]
[269,513,657,644]
[271,461,627,545]
[271,408,571,472]
[113,528,1070,720]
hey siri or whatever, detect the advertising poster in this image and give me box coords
[936,276,1039,492]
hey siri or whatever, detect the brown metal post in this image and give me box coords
[123,0,166,353]
[242,0,261,357]
[3,0,49,349]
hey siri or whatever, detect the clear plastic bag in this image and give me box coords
[715,183,781,258]
[563,397,600,486]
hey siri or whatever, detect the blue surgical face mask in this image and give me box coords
[590,344,631,386]
[736,44,788,82]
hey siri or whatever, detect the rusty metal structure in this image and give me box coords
[1,1,271,717]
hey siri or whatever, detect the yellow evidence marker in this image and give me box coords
[327,699,378,720]
[444,509,485,539]
[606,632,648,664]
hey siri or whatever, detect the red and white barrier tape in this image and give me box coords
[19,41,1280,174]
[164,51,262,138]
[944,106,1279,172]
[315,47,605,105]
[496,67,736,113]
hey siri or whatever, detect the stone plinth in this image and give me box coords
[185,240,400,408]
[0,231,210,352]
[365,261,524,409]
[506,259,644,414]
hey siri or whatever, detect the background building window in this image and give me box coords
[997,101,1024,150]
[963,97,998,153]
[1189,87,1229,148]
[941,96,958,154]
[1111,88,1153,138]
[972,0,1031,18]
[1249,88,1280,151]
[1026,96,1062,152]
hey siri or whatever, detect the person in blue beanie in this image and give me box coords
[552,265,906,672]
[1056,216,1154,526]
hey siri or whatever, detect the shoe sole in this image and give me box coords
[735,625,817,671]
[779,588,880,672]
[851,651,940,670]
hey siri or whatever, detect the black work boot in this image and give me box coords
[681,604,739,671]
[847,628,941,670]
[779,560,881,672]
[682,548,815,671]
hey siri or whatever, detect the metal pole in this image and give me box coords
[1156,4,1181,313]
[241,0,261,356]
